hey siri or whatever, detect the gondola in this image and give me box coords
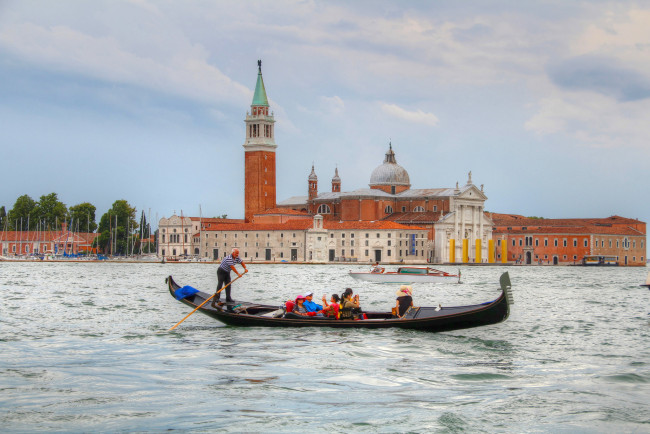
[166,272,513,332]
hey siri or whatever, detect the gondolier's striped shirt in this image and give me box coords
[219,254,243,272]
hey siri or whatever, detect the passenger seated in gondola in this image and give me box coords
[320,294,340,318]
[292,295,310,316]
[394,285,413,318]
[339,288,361,320]
[370,261,384,273]
[302,291,323,313]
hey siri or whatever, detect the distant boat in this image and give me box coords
[580,255,619,266]
[349,266,460,284]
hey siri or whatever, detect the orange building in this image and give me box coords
[491,214,646,266]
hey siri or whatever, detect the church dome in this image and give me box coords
[369,144,410,187]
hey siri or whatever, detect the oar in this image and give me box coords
[168,271,246,331]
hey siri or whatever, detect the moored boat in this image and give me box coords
[349,266,460,283]
[580,255,619,266]
[166,272,512,332]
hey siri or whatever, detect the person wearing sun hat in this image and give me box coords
[292,295,309,315]
[394,285,414,318]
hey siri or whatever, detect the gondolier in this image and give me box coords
[212,248,247,306]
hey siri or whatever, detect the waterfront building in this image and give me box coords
[197,214,429,263]
[491,214,646,266]
[0,224,98,257]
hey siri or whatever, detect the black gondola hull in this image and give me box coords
[167,275,511,332]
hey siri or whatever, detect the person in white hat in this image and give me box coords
[394,285,414,318]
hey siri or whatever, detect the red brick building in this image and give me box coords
[491,214,646,266]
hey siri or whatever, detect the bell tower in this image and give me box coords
[308,164,318,214]
[243,60,277,222]
[331,167,341,192]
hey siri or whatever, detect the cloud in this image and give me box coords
[525,89,650,151]
[320,95,345,114]
[548,55,650,101]
[380,103,439,126]
[0,21,251,107]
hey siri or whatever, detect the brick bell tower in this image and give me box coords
[244,60,277,222]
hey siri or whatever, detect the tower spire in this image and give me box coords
[252,59,269,107]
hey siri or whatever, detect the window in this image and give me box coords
[385,205,393,214]
[342,241,345,246]
[351,249,354,257]
[341,233,345,238]
[330,234,334,238]
[317,204,331,214]
[351,240,354,246]
[388,240,391,246]
[433,206,437,212]
[342,250,345,256]
[535,239,539,247]
[377,233,380,238]
[351,233,354,238]
[387,250,391,256]
[573,239,577,247]
[584,240,588,247]
[512,240,516,247]
[365,240,368,246]
[563,239,567,247]
[544,239,548,247]
[365,233,369,238]
[402,206,406,212]
[554,239,558,247]
[413,206,425,212]
[365,250,369,256]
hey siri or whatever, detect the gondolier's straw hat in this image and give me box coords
[396,285,412,296]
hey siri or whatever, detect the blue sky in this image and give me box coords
[1,1,648,251]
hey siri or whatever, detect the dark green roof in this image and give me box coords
[252,61,269,107]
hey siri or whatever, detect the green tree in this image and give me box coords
[97,200,137,255]
[34,193,68,231]
[0,206,6,229]
[7,195,37,230]
[69,202,97,233]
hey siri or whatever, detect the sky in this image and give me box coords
[1,0,649,254]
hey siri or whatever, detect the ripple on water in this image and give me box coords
[1,262,649,432]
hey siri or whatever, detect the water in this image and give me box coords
[1,262,648,432]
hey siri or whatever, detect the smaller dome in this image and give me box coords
[369,144,410,187]
[332,167,341,183]
[308,164,318,181]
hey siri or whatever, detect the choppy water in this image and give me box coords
[0,262,648,432]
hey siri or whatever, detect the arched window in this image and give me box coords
[384,205,393,214]
[317,204,331,214]
[413,206,425,212]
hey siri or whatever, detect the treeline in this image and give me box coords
[0,193,96,232]
[1,193,154,255]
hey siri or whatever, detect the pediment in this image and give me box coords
[457,184,487,201]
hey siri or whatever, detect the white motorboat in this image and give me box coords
[349,266,460,284]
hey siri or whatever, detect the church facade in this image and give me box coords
[277,148,494,263]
